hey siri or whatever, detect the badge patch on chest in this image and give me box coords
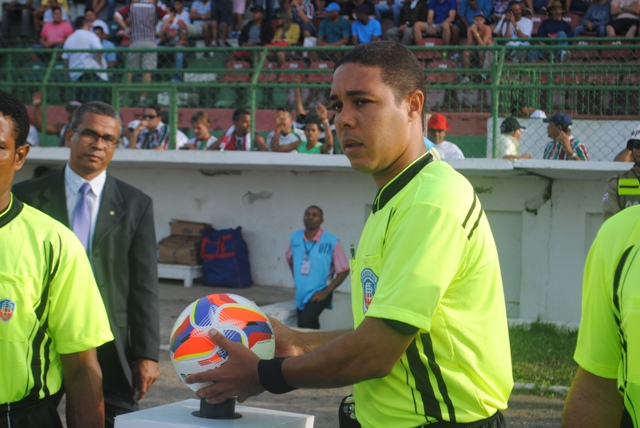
[360,268,378,314]
[0,298,16,322]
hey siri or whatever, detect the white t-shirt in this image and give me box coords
[495,134,519,158]
[529,109,547,119]
[266,129,307,151]
[61,29,107,81]
[27,125,40,147]
[501,17,532,44]
[435,141,465,160]
[187,135,217,150]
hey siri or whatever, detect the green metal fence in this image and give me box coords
[2,41,639,159]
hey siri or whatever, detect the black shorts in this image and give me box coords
[211,0,232,23]
[610,17,640,35]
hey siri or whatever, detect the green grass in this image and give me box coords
[509,319,579,392]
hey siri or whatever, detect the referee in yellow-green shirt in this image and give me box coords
[0,90,113,427]
[564,204,640,427]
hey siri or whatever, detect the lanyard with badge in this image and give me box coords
[301,239,316,276]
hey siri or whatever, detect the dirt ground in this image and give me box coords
[61,281,565,427]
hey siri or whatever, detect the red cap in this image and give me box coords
[427,113,450,131]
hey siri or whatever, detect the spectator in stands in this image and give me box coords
[514,100,547,118]
[1,0,33,41]
[495,117,531,159]
[213,108,268,151]
[157,5,188,82]
[532,1,573,61]
[491,0,511,28]
[93,25,117,68]
[375,0,403,27]
[458,0,493,42]
[114,0,167,106]
[267,109,307,151]
[269,9,301,65]
[386,0,428,45]
[273,105,334,153]
[318,2,351,46]
[189,0,214,47]
[427,113,465,160]
[127,105,189,149]
[290,0,318,40]
[239,5,274,46]
[461,11,493,83]
[62,16,108,103]
[523,0,546,14]
[566,0,590,13]
[34,0,70,35]
[31,92,80,146]
[37,6,73,50]
[342,0,376,20]
[210,0,232,46]
[351,4,381,44]
[413,0,457,46]
[496,0,533,62]
[542,113,588,160]
[85,7,109,37]
[574,0,610,37]
[92,0,117,19]
[606,0,638,37]
[183,111,218,150]
[231,0,248,38]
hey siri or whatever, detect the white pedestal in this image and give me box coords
[158,264,203,287]
[114,399,314,428]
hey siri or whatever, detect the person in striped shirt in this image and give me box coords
[542,113,588,161]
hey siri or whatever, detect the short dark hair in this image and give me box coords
[75,16,86,29]
[0,90,31,148]
[84,6,95,13]
[306,205,324,217]
[232,108,250,122]
[334,41,425,118]
[190,110,210,125]
[70,101,122,130]
[51,5,62,12]
[143,104,162,117]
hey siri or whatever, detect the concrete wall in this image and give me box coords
[15,149,632,328]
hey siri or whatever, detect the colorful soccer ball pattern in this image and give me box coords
[169,293,275,391]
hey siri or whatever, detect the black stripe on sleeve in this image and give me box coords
[462,194,477,229]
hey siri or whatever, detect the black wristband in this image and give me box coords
[258,358,297,394]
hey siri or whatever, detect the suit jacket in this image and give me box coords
[13,168,160,394]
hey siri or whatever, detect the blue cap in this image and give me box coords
[325,2,341,12]
[543,113,572,128]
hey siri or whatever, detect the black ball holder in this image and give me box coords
[193,397,242,419]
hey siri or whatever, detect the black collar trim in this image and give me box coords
[0,195,24,229]
[372,153,434,213]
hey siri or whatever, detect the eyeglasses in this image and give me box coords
[142,114,157,119]
[73,128,119,148]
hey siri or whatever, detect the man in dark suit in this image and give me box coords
[13,101,160,428]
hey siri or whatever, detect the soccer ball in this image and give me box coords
[169,293,276,392]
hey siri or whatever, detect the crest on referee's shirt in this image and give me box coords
[361,268,378,314]
[0,298,15,322]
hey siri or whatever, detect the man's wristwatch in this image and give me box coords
[570,152,579,159]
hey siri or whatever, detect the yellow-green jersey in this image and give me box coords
[0,195,113,405]
[350,154,513,427]
[575,204,640,426]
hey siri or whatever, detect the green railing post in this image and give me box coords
[250,49,268,151]
[491,46,506,159]
[169,84,178,150]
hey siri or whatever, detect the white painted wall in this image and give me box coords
[15,149,633,328]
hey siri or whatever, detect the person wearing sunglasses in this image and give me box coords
[127,105,188,150]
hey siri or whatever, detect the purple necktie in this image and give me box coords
[72,183,92,250]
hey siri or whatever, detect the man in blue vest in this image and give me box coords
[286,205,350,329]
